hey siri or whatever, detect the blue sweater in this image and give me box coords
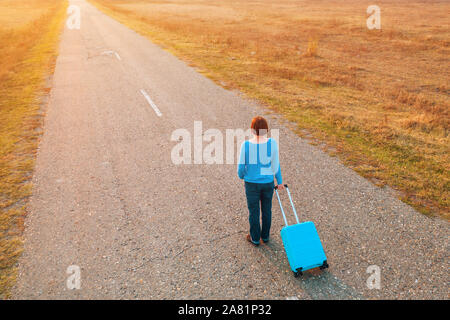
[237,138,282,184]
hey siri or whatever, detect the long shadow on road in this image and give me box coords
[258,239,364,300]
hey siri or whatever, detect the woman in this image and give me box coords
[237,116,283,246]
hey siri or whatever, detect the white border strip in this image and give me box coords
[140,89,162,117]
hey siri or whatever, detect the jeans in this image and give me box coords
[244,181,275,244]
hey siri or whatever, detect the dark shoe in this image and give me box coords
[246,234,260,246]
[262,238,269,244]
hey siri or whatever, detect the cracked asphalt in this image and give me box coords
[12,0,449,299]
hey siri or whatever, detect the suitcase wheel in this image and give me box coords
[319,260,329,270]
[293,268,303,278]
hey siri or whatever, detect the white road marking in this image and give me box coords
[140,89,162,117]
[101,50,121,61]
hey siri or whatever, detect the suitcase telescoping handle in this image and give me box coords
[275,184,300,227]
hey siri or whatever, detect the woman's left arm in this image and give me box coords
[237,141,247,179]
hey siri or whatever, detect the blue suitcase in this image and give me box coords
[275,184,329,277]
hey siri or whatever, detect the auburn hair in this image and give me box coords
[251,116,269,136]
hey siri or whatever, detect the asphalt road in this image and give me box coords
[13,0,448,299]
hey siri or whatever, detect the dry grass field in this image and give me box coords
[0,0,67,298]
[90,0,449,219]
